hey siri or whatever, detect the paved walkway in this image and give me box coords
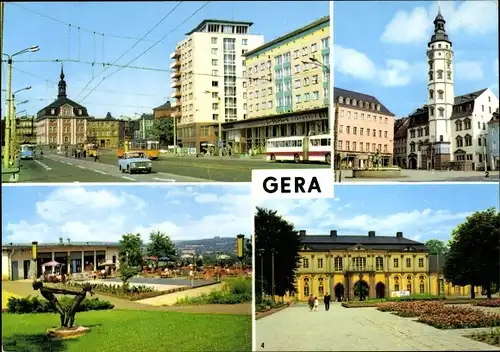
[256,303,498,351]
[338,169,499,182]
[137,283,224,306]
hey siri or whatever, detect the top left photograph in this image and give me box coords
[1,1,331,183]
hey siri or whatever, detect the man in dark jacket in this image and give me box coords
[324,292,331,311]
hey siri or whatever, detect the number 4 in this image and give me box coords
[261,342,265,348]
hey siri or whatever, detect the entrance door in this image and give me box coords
[11,261,19,281]
[23,260,30,279]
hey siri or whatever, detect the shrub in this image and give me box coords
[65,281,155,299]
[477,299,500,307]
[175,279,252,306]
[469,327,500,347]
[7,296,114,314]
[418,308,500,329]
[377,301,447,317]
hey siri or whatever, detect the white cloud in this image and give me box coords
[381,1,498,45]
[333,45,377,80]
[4,186,251,243]
[455,61,484,80]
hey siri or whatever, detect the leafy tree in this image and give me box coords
[119,233,144,268]
[105,112,113,119]
[146,230,177,260]
[150,118,173,146]
[255,207,302,301]
[443,207,500,299]
[119,263,139,287]
[196,257,203,268]
[425,239,448,255]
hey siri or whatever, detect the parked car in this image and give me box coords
[118,151,153,174]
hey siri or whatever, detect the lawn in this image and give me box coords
[2,291,21,309]
[2,309,252,352]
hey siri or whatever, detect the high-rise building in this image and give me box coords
[230,16,330,154]
[170,19,264,153]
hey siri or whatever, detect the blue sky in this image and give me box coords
[1,1,328,118]
[2,184,251,243]
[333,0,499,117]
[258,184,499,244]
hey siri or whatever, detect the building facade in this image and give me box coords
[224,16,329,154]
[406,11,499,170]
[35,66,90,146]
[487,108,499,170]
[291,230,476,302]
[2,242,120,281]
[87,114,121,148]
[393,117,410,168]
[170,19,264,153]
[153,101,174,119]
[16,116,36,144]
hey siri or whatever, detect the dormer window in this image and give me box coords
[364,102,369,109]
[345,98,350,105]
[370,103,375,110]
[376,104,380,111]
[338,96,344,104]
[358,100,363,108]
[51,109,55,115]
[352,99,357,106]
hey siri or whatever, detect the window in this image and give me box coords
[438,90,444,100]
[419,276,425,294]
[311,43,317,53]
[211,48,218,55]
[312,75,319,84]
[393,258,399,268]
[302,258,309,268]
[394,276,400,291]
[406,258,411,268]
[317,258,323,268]
[407,275,412,293]
[211,37,217,44]
[437,70,443,79]
[241,38,248,45]
[212,103,219,110]
[303,278,310,297]
[211,59,218,66]
[334,257,343,271]
[418,258,424,268]
[212,81,219,87]
[212,70,218,77]
[321,37,329,49]
[318,278,324,296]
[312,91,319,100]
[429,90,434,99]
[352,257,366,271]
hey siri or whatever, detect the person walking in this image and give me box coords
[313,296,319,312]
[324,292,331,311]
[308,294,314,312]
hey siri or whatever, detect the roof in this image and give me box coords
[153,101,172,111]
[394,117,410,139]
[453,89,487,106]
[299,231,428,252]
[36,97,89,119]
[488,108,499,124]
[408,105,429,128]
[244,16,328,58]
[2,241,120,249]
[186,19,253,36]
[334,87,395,116]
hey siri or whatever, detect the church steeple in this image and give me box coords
[58,64,67,98]
[428,7,451,46]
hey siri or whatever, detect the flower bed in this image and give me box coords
[377,300,500,329]
[61,282,164,301]
[7,296,114,314]
[468,327,500,347]
[476,299,500,307]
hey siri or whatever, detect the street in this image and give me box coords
[2,149,330,183]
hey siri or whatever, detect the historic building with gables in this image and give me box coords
[35,66,90,146]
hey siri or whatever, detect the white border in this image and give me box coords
[329,0,335,185]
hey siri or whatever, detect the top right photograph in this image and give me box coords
[332,0,499,183]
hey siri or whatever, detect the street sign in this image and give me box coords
[218,140,223,148]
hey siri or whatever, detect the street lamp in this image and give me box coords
[2,45,39,169]
[303,57,336,180]
[203,90,223,157]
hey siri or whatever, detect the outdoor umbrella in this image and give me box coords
[42,261,61,267]
[158,256,170,261]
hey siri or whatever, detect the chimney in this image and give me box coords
[299,230,306,237]
[368,231,375,237]
[330,230,337,237]
[396,232,403,238]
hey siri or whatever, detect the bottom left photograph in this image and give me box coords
[1,184,253,352]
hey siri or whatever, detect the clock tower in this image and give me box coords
[426,8,454,169]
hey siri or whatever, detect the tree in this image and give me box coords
[150,118,173,146]
[146,230,177,260]
[105,112,113,119]
[119,233,144,268]
[242,236,252,267]
[255,207,302,301]
[443,207,500,299]
[425,239,448,255]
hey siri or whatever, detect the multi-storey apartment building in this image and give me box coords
[405,11,499,170]
[335,88,395,168]
[289,230,477,302]
[170,20,264,153]
[226,16,330,154]
[487,108,499,170]
[15,115,36,144]
[35,66,90,146]
[393,117,410,168]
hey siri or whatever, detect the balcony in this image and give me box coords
[170,60,180,69]
[170,49,180,60]
[343,265,376,273]
[171,80,181,88]
[171,71,180,79]
[170,90,181,99]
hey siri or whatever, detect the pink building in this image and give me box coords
[334,88,395,168]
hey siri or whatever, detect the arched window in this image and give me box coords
[364,102,369,109]
[338,96,344,104]
[394,276,400,291]
[358,100,363,108]
[424,126,429,136]
[406,275,412,293]
[437,90,444,100]
[464,134,472,147]
[417,141,423,151]
[429,71,433,81]
[64,136,69,143]
[455,120,462,131]
[318,278,324,297]
[352,99,357,106]
[456,135,463,148]
[410,141,416,153]
[437,70,443,79]
[303,277,310,297]
[429,90,434,99]
[345,98,350,105]
[376,104,381,111]
[438,107,444,117]
[429,107,434,116]
[419,276,425,294]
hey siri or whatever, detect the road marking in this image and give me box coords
[66,162,73,165]
[152,177,176,182]
[121,176,136,181]
[93,170,107,175]
[34,159,52,171]
[77,165,86,169]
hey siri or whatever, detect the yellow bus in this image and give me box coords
[117,138,160,160]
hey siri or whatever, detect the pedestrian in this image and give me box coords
[314,296,319,312]
[40,149,44,159]
[308,294,314,312]
[94,151,99,162]
[324,292,331,311]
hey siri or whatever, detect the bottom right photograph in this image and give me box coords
[254,184,500,352]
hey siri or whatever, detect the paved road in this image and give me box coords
[8,153,208,183]
[256,303,498,351]
[337,169,499,183]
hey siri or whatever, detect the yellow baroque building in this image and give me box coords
[292,230,479,302]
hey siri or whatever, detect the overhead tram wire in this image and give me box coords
[7,2,162,43]
[74,1,184,101]
[79,1,210,103]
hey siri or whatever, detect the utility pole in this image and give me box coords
[11,99,16,158]
[0,1,4,130]
[3,54,12,169]
[172,113,177,156]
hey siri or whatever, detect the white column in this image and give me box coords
[94,250,97,271]
[51,252,55,274]
[67,251,71,274]
[81,251,85,273]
